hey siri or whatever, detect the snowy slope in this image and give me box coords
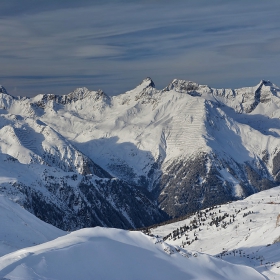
[0,227,264,280]
[150,186,280,279]
[0,195,65,257]
[0,152,165,231]
[1,78,280,227]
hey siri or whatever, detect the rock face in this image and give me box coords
[155,152,276,218]
[19,176,167,231]
[0,85,8,94]
[1,78,280,228]
[0,152,167,231]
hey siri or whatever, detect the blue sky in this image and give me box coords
[1,0,280,97]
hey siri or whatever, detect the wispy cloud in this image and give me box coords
[218,37,280,59]
[75,45,123,58]
[1,0,280,96]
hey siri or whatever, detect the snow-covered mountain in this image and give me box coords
[1,78,280,228]
[150,186,280,279]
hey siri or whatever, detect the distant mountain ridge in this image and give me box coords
[1,78,280,229]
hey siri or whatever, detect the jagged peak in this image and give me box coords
[0,85,8,94]
[31,87,109,109]
[164,79,200,92]
[67,87,90,99]
[139,77,155,88]
[260,79,273,86]
[0,85,10,96]
[69,86,97,96]
[66,87,108,101]
[254,79,280,90]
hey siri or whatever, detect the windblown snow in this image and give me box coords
[0,225,264,280]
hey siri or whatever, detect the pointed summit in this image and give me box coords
[0,85,8,94]
[255,79,280,93]
[260,79,273,87]
[256,79,280,91]
[140,77,155,88]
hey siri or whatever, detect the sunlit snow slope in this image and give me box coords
[0,195,65,257]
[0,227,264,280]
[150,186,280,279]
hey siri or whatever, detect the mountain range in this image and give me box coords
[1,78,280,229]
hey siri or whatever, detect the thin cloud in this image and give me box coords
[1,1,280,97]
[219,38,280,59]
[75,45,123,58]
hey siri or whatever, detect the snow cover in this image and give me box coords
[1,78,280,196]
[1,78,280,278]
[1,180,279,279]
[3,78,278,181]
[0,227,264,280]
[150,186,280,279]
[0,195,65,257]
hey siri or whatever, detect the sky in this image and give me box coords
[1,0,280,97]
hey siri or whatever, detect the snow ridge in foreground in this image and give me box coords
[0,227,264,280]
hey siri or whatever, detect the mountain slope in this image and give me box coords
[0,153,166,231]
[1,78,280,227]
[0,195,65,257]
[0,227,264,280]
[150,186,280,279]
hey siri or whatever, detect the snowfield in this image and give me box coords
[0,195,65,257]
[1,185,279,279]
[150,186,280,279]
[0,227,264,280]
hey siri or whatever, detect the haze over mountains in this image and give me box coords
[1,78,280,230]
